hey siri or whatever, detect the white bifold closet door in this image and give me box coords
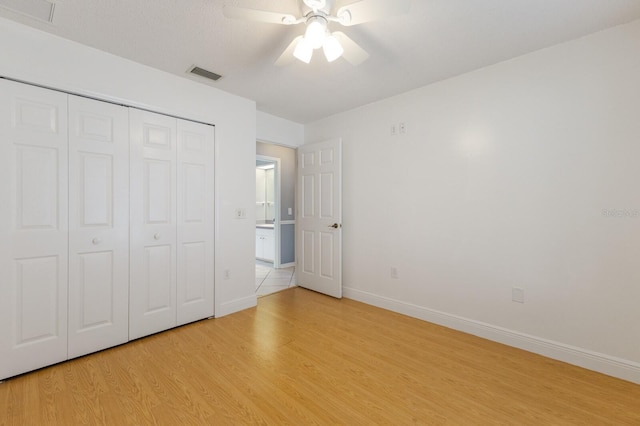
[129,109,214,340]
[0,79,69,379]
[1,79,214,379]
[67,96,130,358]
[129,109,177,340]
[176,119,215,326]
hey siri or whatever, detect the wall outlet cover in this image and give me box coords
[390,267,399,279]
[512,287,524,303]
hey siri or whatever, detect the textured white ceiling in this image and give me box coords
[2,0,640,123]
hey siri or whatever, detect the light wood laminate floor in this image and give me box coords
[1,287,639,425]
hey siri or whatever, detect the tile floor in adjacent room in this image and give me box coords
[255,260,296,296]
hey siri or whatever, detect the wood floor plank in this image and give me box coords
[1,287,639,425]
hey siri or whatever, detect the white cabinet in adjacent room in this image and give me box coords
[0,79,70,379]
[256,227,275,262]
[256,232,263,259]
[67,95,130,359]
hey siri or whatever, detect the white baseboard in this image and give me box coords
[278,262,295,268]
[215,294,257,318]
[343,286,640,385]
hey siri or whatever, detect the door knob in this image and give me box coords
[329,223,339,229]
[92,237,102,245]
[154,233,161,240]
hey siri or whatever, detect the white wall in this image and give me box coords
[305,20,640,383]
[0,17,257,316]
[257,111,304,148]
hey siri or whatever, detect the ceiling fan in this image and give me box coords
[223,0,411,66]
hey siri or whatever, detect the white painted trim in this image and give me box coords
[278,262,295,268]
[256,137,301,150]
[280,220,295,225]
[215,294,257,318]
[343,287,640,385]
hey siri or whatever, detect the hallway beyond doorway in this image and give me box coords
[255,260,296,296]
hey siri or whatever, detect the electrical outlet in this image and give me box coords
[512,287,524,303]
[399,122,406,134]
[391,124,397,136]
[288,207,292,215]
[235,208,246,219]
[390,267,399,279]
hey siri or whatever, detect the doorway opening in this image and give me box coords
[255,141,298,297]
[255,155,297,296]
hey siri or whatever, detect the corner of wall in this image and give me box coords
[256,110,304,148]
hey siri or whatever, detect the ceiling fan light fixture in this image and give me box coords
[305,16,327,49]
[293,37,314,63]
[323,34,344,62]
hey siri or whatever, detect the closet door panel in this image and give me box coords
[68,96,129,358]
[0,79,68,380]
[130,109,177,340]
[177,120,214,325]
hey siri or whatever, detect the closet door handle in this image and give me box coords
[154,233,161,240]
[92,237,102,245]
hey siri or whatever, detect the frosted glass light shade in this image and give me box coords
[293,37,313,63]
[305,17,326,49]
[323,34,344,62]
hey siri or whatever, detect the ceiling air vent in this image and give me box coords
[0,0,55,22]
[188,66,222,82]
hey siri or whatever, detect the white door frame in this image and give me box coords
[256,154,281,268]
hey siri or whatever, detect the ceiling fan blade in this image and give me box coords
[333,31,369,65]
[223,5,297,25]
[336,0,411,26]
[275,36,303,66]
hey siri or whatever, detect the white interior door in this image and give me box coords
[296,138,342,298]
[129,109,177,340]
[0,79,69,379]
[67,95,129,358]
[176,119,214,325]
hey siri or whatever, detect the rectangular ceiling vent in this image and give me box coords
[0,0,55,22]
[189,66,222,82]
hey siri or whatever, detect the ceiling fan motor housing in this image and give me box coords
[304,0,327,10]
